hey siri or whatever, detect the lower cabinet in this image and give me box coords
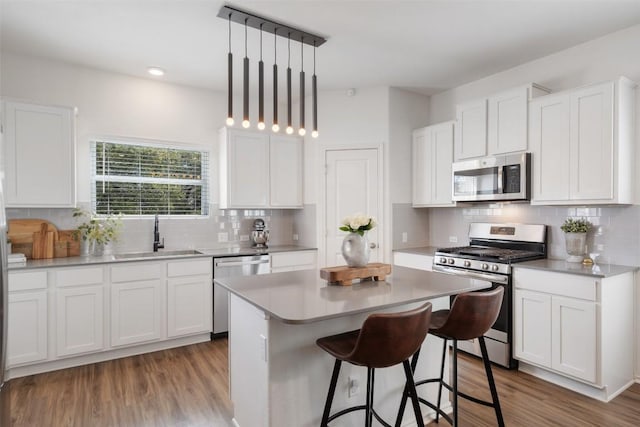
[513,267,633,400]
[55,267,105,357]
[270,250,317,273]
[110,262,163,347]
[167,259,213,338]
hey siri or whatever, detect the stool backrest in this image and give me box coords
[437,287,504,341]
[348,303,432,368]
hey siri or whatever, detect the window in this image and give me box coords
[91,140,209,216]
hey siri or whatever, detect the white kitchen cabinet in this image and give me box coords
[393,251,433,271]
[270,250,317,273]
[455,84,550,161]
[412,121,455,207]
[110,263,163,347]
[269,135,303,207]
[1,99,75,207]
[167,259,213,338]
[513,267,634,401]
[531,77,635,205]
[54,267,105,357]
[219,127,303,209]
[7,271,48,366]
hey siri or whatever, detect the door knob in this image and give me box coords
[369,242,377,249]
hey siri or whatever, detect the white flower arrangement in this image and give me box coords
[339,213,377,236]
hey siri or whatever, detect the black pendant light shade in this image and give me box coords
[257,24,265,130]
[298,39,306,136]
[312,42,318,138]
[286,34,293,134]
[242,19,250,128]
[226,14,234,126]
[272,29,279,132]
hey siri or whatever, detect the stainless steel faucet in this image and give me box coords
[153,214,165,252]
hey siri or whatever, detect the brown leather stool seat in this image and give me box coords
[396,287,505,427]
[316,303,432,427]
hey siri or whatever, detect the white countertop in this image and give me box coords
[392,246,439,256]
[514,259,638,278]
[214,266,491,324]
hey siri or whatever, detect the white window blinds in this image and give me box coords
[91,140,209,216]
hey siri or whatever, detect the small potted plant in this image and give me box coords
[73,208,122,256]
[560,218,592,263]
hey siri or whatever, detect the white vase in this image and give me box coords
[341,232,370,267]
[564,232,586,263]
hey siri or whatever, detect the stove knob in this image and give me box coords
[447,258,455,265]
[481,263,489,270]
[439,257,447,264]
[491,265,499,272]
[464,260,471,267]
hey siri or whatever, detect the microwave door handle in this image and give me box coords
[497,166,504,194]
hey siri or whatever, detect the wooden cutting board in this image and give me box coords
[9,219,59,259]
[320,263,392,286]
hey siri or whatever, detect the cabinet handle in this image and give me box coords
[369,242,377,249]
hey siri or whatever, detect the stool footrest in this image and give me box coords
[328,404,392,427]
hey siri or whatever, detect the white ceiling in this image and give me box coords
[2,0,640,96]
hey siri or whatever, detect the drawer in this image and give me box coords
[111,262,163,282]
[271,251,316,269]
[513,268,597,301]
[55,267,104,287]
[8,270,47,291]
[167,258,212,277]
[393,252,433,271]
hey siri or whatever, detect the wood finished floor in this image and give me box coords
[8,338,640,426]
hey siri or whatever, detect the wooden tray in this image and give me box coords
[320,263,392,286]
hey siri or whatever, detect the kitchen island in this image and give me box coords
[214,267,491,427]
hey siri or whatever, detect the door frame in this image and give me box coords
[317,143,386,268]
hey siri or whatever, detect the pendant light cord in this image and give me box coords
[228,14,232,52]
[313,41,316,74]
[301,37,304,69]
[288,33,291,67]
[259,23,263,60]
[244,18,248,57]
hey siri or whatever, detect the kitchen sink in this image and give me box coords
[113,249,203,260]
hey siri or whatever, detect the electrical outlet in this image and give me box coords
[293,233,299,241]
[348,376,360,398]
[240,235,249,241]
[218,232,228,242]
[449,236,458,243]
[402,232,408,243]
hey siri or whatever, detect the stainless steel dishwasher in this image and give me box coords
[213,254,271,337]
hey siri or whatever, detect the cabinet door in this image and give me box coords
[455,99,487,160]
[111,279,163,347]
[569,82,614,201]
[514,289,551,367]
[56,285,104,357]
[551,296,597,383]
[412,128,432,206]
[488,86,528,155]
[530,94,571,203]
[270,251,317,273]
[7,291,48,366]
[269,135,303,207]
[223,130,270,208]
[3,100,75,207]
[167,275,213,337]
[431,122,455,205]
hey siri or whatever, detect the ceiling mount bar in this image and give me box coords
[217,5,327,47]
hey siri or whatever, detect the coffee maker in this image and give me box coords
[250,219,269,248]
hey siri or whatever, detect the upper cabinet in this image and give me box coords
[219,127,303,209]
[2,99,76,207]
[412,121,455,207]
[530,77,635,205]
[454,84,550,161]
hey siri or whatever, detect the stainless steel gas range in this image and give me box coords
[433,223,547,369]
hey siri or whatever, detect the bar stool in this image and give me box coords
[396,287,505,427]
[316,303,432,427]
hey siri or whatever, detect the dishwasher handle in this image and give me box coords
[215,259,270,268]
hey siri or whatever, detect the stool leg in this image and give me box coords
[321,359,342,427]
[452,339,458,427]
[394,349,421,427]
[435,338,448,423]
[402,359,424,427]
[478,337,505,427]
[365,367,375,427]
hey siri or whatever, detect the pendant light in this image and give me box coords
[242,18,250,128]
[286,33,293,135]
[272,29,280,132]
[298,38,306,136]
[225,13,234,126]
[257,24,265,130]
[312,41,319,138]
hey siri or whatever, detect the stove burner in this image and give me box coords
[436,246,544,263]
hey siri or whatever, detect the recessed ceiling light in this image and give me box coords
[147,67,165,77]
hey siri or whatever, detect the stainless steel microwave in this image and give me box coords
[452,153,530,202]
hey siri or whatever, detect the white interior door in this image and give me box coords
[325,149,381,267]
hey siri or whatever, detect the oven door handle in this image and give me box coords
[433,265,509,284]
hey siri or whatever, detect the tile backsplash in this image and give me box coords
[428,204,640,266]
